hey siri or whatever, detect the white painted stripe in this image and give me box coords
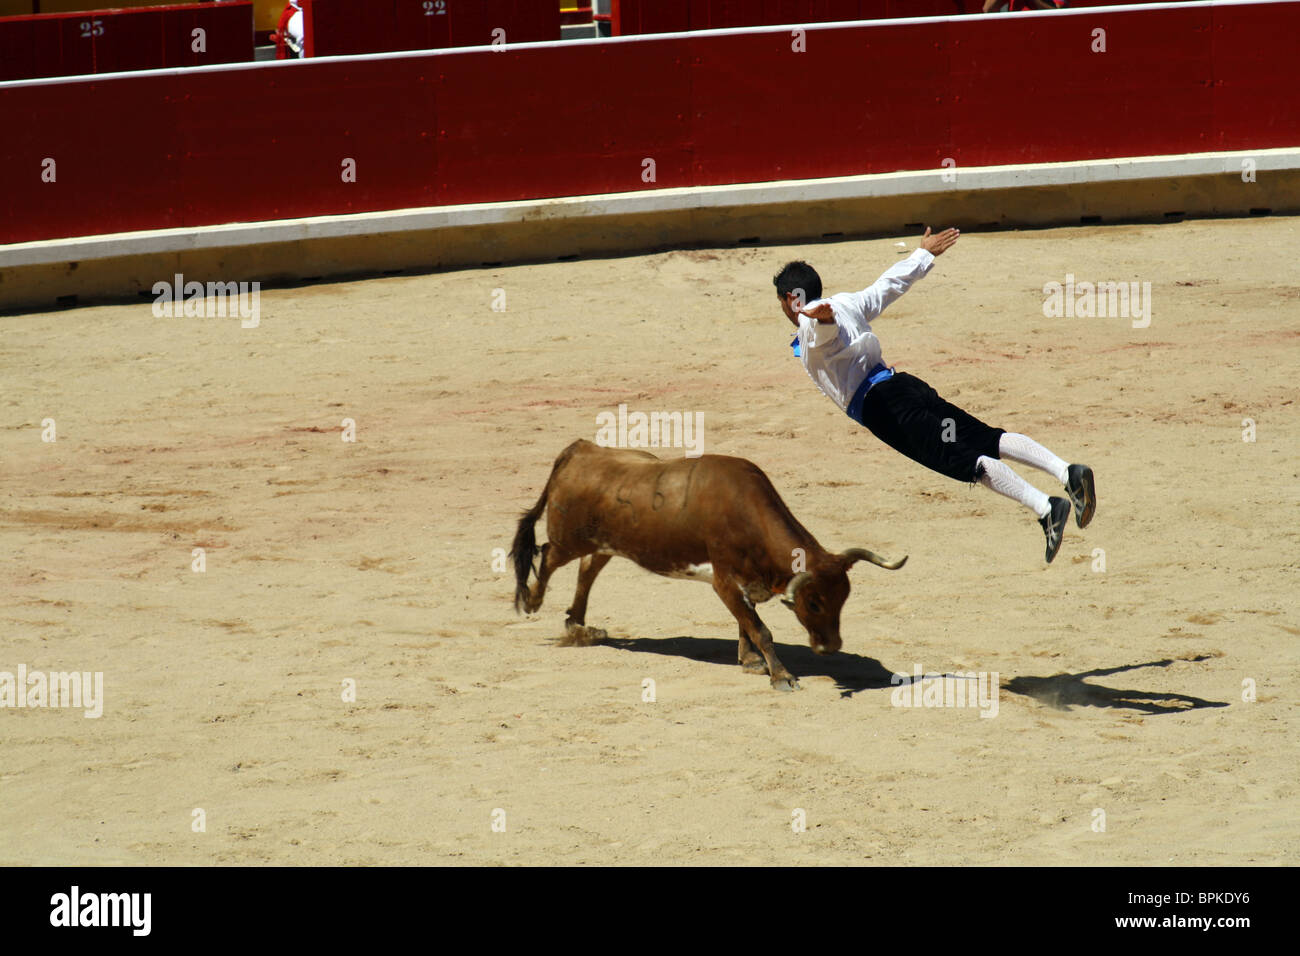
[0,0,1289,89]
[1,148,1294,268]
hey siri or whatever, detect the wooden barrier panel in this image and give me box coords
[36,0,201,10]
[608,0,1203,34]
[301,0,560,57]
[0,2,253,81]
[0,1,1293,244]
[613,0,978,34]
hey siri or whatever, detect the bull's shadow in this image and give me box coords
[1002,656,1229,714]
[601,638,1230,711]
[600,635,898,697]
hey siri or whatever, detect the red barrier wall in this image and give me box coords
[301,0,559,57]
[0,2,252,81]
[0,1,1295,244]
[612,0,996,34]
[609,0,1199,34]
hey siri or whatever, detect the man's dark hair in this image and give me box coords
[773,261,822,303]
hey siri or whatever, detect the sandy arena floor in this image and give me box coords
[2,216,1297,865]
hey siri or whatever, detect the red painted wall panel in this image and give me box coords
[688,21,956,183]
[0,19,34,78]
[91,8,165,73]
[0,3,252,81]
[433,37,694,202]
[1210,1,1296,147]
[0,2,1294,245]
[302,0,559,57]
[174,58,440,220]
[948,5,1215,165]
[613,0,970,34]
[448,0,561,47]
[1,78,180,238]
[53,16,98,77]
[393,0,452,51]
[876,1,969,18]
[161,6,254,67]
[444,0,493,46]
[614,0,690,35]
[611,0,1190,35]
[302,0,395,57]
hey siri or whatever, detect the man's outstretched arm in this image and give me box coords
[799,227,960,323]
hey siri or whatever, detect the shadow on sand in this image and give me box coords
[1002,656,1228,714]
[605,635,923,699]
[600,637,1228,711]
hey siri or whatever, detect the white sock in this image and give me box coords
[977,455,1050,518]
[999,433,1070,485]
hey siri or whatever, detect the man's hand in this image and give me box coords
[797,301,835,323]
[919,226,960,257]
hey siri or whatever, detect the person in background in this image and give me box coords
[272,1,305,59]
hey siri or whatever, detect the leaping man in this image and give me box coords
[773,227,1096,563]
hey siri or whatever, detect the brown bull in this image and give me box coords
[509,439,906,691]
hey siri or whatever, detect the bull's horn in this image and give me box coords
[841,548,908,571]
[780,571,813,608]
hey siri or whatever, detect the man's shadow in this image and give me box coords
[600,637,1229,711]
[1002,657,1229,714]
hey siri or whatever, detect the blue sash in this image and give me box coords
[846,363,894,422]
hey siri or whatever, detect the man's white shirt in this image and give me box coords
[793,247,934,411]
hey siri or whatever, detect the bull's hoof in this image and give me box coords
[561,622,607,647]
[770,676,801,692]
[740,657,770,675]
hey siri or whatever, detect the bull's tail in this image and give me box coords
[510,490,547,613]
[510,441,582,613]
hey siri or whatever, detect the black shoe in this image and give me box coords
[1065,464,1096,529]
[1039,497,1071,564]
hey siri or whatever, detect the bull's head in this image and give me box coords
[780,548,907,655]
